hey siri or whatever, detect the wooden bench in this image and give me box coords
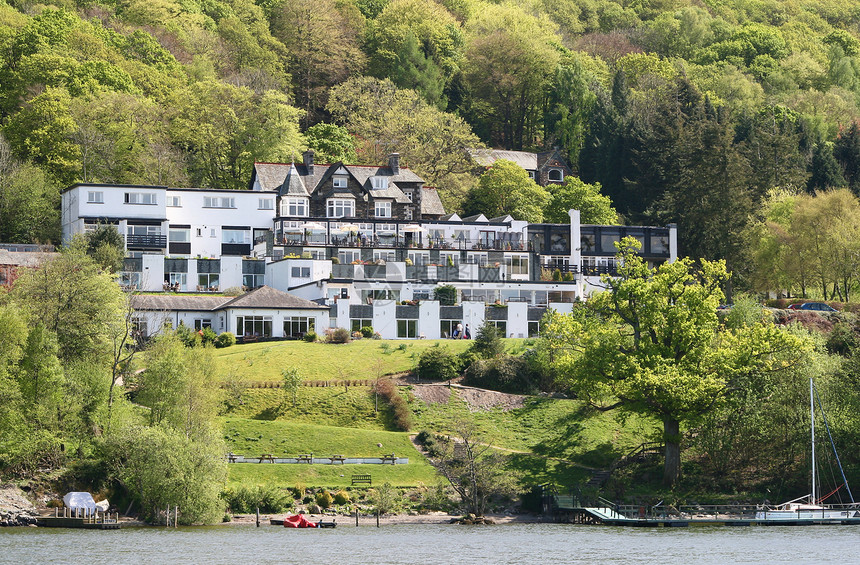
[329,454,345,464]
[259,453,275,463]
[296,453,313,464]
[351,474,372,486]
[227,452,239,463]
[381,453,397,465]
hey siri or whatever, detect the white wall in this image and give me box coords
[419,300,441,339]
[373,300,397,339]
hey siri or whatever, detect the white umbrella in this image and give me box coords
[401,224,425,233]
[301,222,326,230]
[339,223,361,232]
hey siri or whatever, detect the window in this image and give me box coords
[338,250,360,264]
[361,289,400,302]
[505,255,529,275]
[333,176,348,188]
[222,229,249,244]
[351,318,373,332]
[488,320,507,336]
[127,224,161,237]
[125,192,157,205]
[291,266,311,278]
[397,319,417,338]
[203,196,235,208]
[370,177,388,190]
[243,273,264,288]
[167,272,187,290]
[404,190,413,201]
[373,251,395,262]
[527,170,535,180]
[283,198,308,217]
[258,198,274,210]
[236,316,272,337]
[408,252,429,266]
[198,273,219,291]
[440,320,461,338]
[167,195,181,207]
[404,208,412,220]
[548,169,564,182]
[87,191,103,203]
[121,272,141,289]
[285,317,314,337]
[196,228,202,237]
[528,321,540,337]
[131,317,148,338]
[169,227,190,243]
[194,319,212,330]
[374,200,391,218]
[327,198,354,218]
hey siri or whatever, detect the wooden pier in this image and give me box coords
[37,508,122,530]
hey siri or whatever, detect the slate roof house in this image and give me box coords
[467,148,572,186]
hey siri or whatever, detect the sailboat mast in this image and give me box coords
[810,377,816,504]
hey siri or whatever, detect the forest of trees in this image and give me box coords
[6,0,860,282]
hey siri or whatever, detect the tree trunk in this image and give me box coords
[663,417,681,486]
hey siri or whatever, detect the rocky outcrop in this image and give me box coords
[0,485,39,526]
[450,513,495,525]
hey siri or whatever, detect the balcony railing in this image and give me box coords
[126,235,167,249]
[276,235,530,251]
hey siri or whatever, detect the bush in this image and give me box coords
[325,327,352,344]
[470,323,504,359]
[360,326,374,338]
[463,354,544,394]
[369,483,399,514]
[175,323,201,347]
[222,484,293,514]
[433,285,457,305]
[303,330,317,342]
[215,332,236,348]
[416,344,461,381]
[201,326,217,346]
[315,490,333,509]
[331,257,340,264]
[333,490,351,505]
[375,378,412,431]
[827,321,860,356]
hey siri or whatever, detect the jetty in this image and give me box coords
[37,508,121,530]
[545,490,860,527]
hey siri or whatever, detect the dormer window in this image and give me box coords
[333,176,347,188]
[548,169,564,182]
[371,177,388,190]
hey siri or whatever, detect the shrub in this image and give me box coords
[333,490,351,505]
[331,257,340,264]
[369,483,399,514]
[303,330,317,342]
[552,269,562,281]
[416,344,461,381]
[201,326,217,345]
[433,284,457,305]
[360,325,374,338]
[315,490,333,509]
[175,323,201,347]
[375,378,412,431]
[325,327,351,344]
[562,271,574,281]
[215,332,236,348]
[222,484,293,515]
[470,322,504,359]
[827,321,860,356]
[222,286,244,296]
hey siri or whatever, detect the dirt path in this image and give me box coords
[408,383,526,412]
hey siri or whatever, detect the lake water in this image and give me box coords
[1,522,857,564]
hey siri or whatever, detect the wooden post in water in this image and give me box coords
[355,507,359,526]
[175,506,178,528]
[256,507,260,527]
[376,510,380,528]
[166,506,170,527]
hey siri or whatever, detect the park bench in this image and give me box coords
[227,452,239,463]
[329,454,345,464]
[296,453,313,463]
[381,453,397,465]
[352,474,372,486]
[259,453,275,463]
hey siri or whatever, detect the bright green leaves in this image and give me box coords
[462,159,550,222]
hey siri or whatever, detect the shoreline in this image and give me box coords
[227,511,548,526]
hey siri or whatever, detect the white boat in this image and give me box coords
[755,379,858,521]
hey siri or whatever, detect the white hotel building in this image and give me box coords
[61,153,677,340]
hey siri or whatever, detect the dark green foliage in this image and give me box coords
[326,327,351,344]
[303,330,317,343]
[175,323,202,348]
[808,142,845,192]
[215,332,236,348]
[433,285,457,306]
[201,327,217,346]
[222,483,293,514]
[360,326,375,339]
[374,378,411,431]
[84,224,125,273]
[305,123,357,164]
[315,490,333,509]
[826,322,860,357]
[416,343,461,381]
[470,323,503,359]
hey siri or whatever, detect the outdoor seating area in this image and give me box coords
[224,453,408,465]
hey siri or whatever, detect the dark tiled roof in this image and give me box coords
[220,285,328,309]
[467,149,538,170]
[488,215,513,223]
[131,295,231,312]
[461,214,488,223]
[0,250,59,267]
[280,163,309,196]
[420,186,446,216]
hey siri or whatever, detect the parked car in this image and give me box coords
[787,302,837,312]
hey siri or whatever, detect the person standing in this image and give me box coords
[464,324,471,339]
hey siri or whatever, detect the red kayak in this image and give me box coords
[284,514,318,528]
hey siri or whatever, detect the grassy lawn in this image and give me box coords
[215,338,527,382]
[223,388,388,429]
[223,418,440,488]
[409,390,657,469]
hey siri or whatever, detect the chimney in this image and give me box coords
[303,150,314,175]
[388,153,400,175]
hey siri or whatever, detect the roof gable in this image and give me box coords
[220,285,327,310]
